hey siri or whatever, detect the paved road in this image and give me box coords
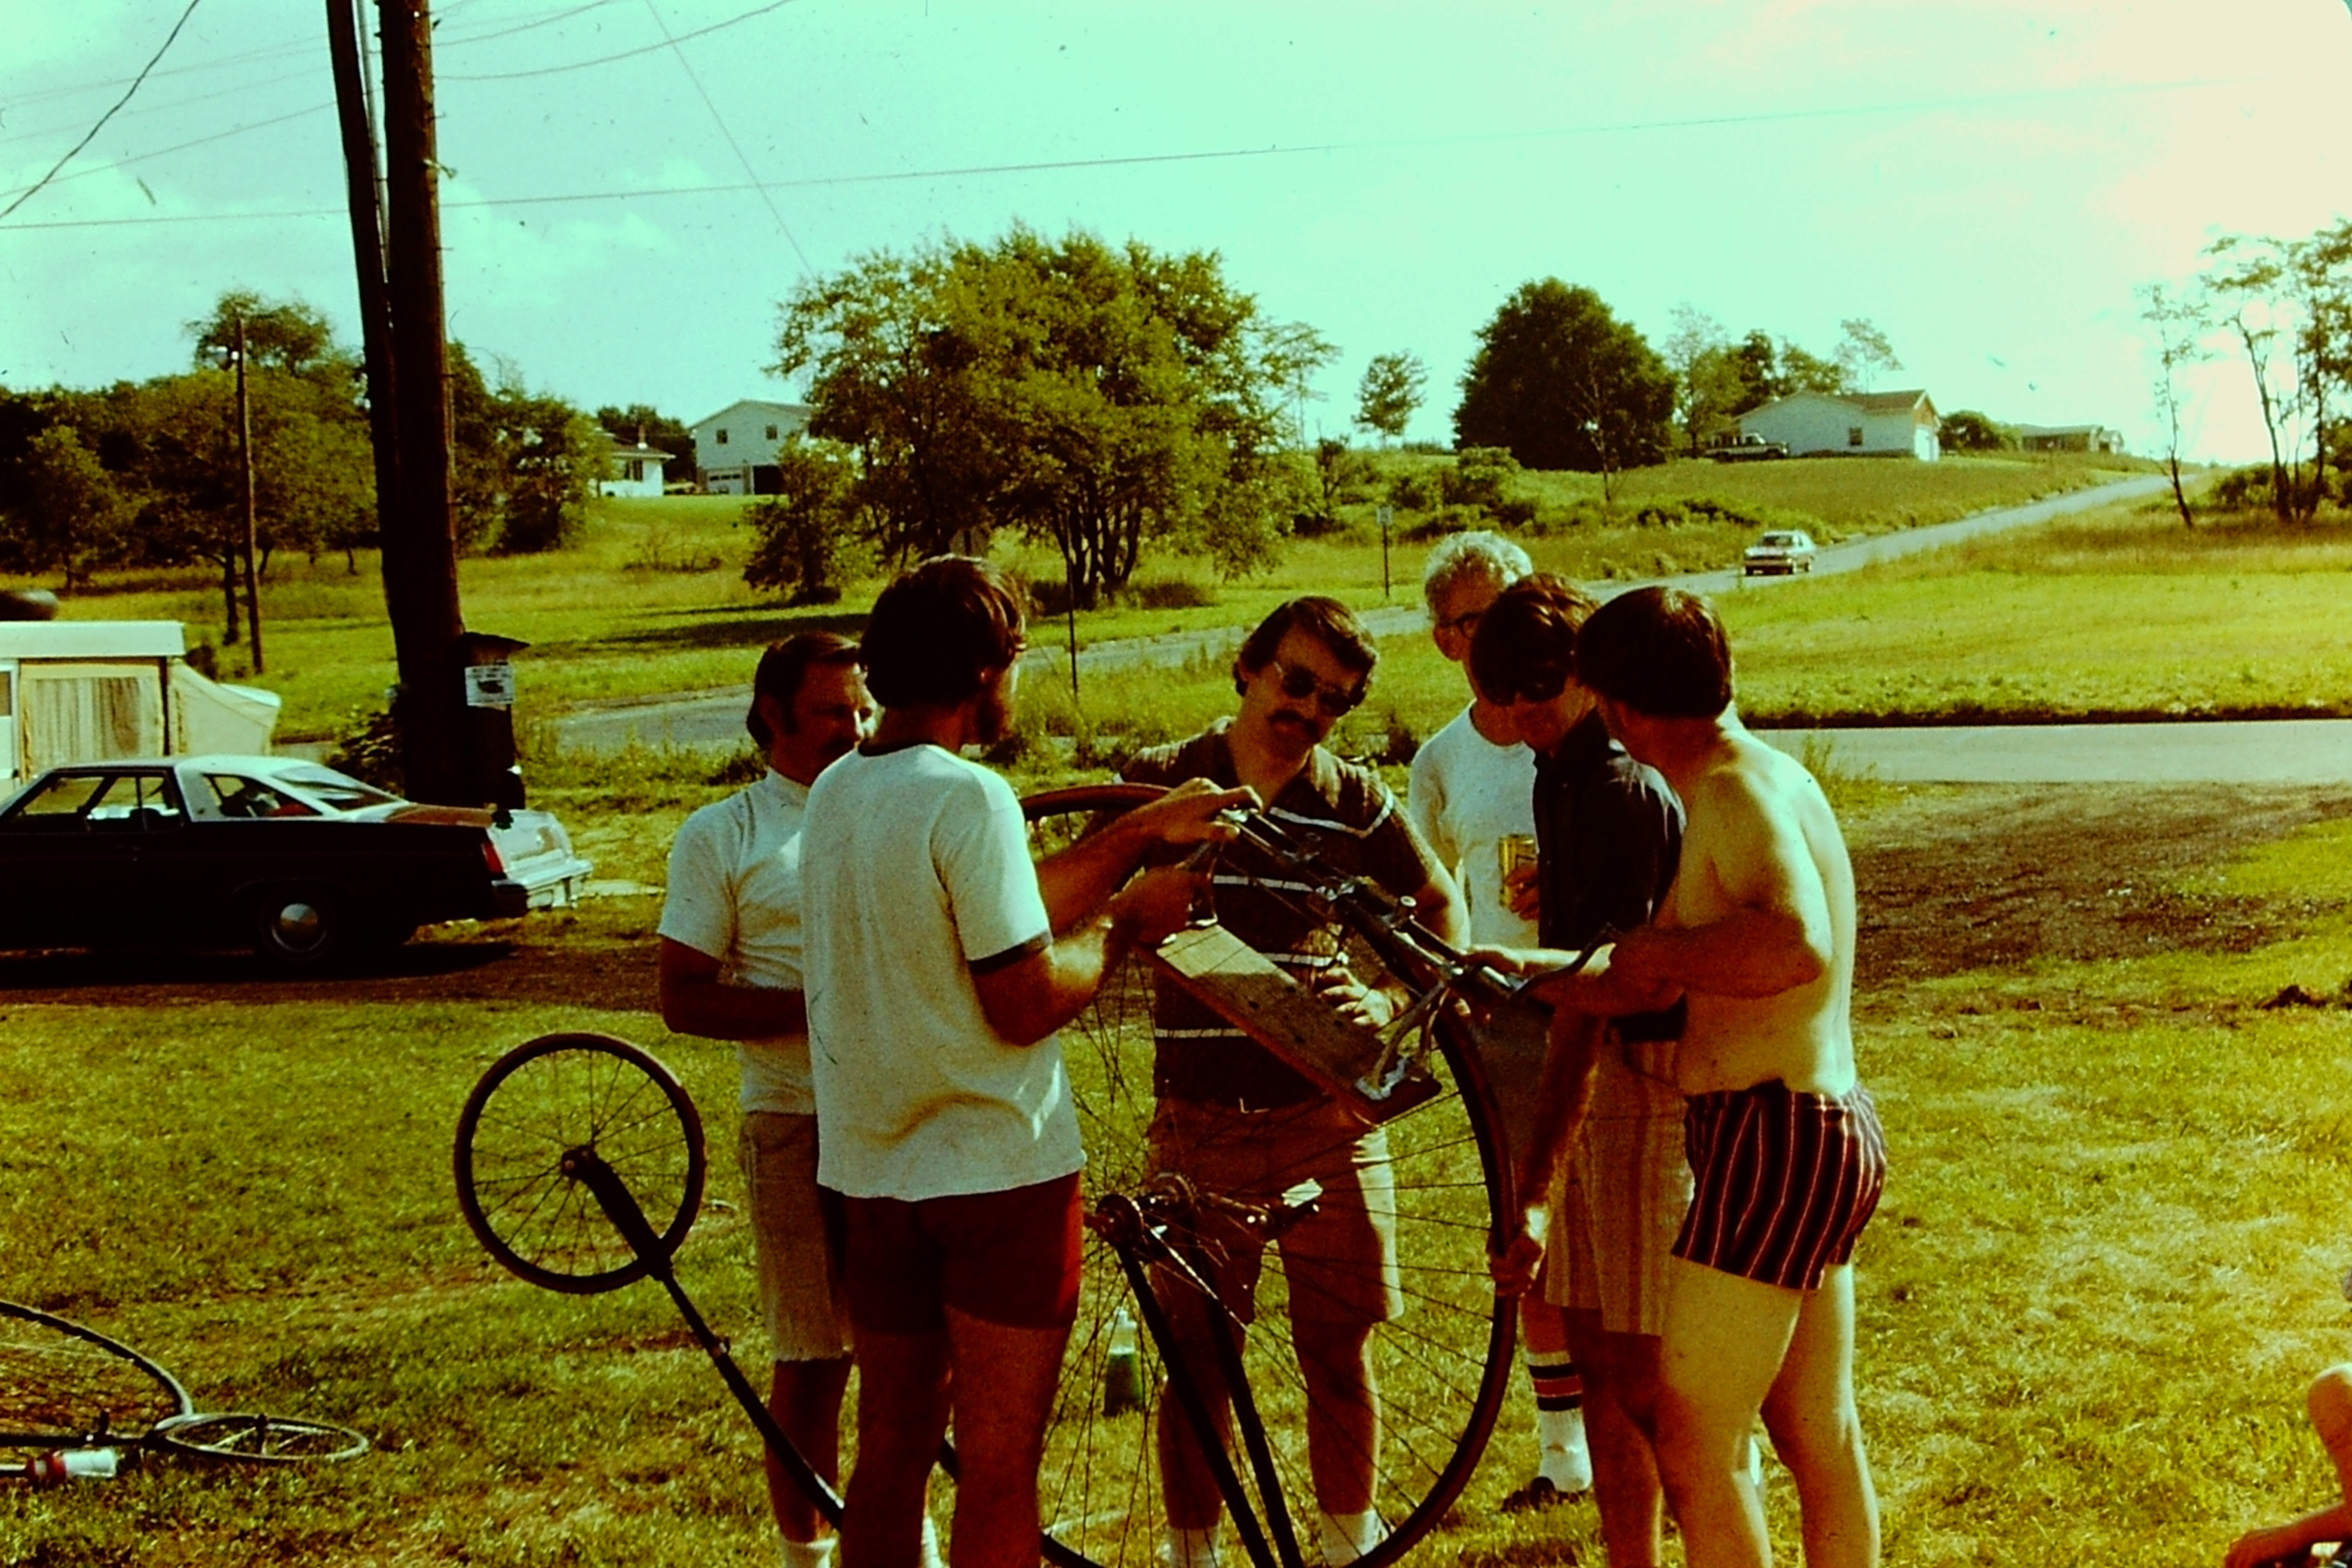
[552,472,2177,757]
[1758,719,2352,785]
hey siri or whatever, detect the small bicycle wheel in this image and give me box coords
[1020,787,1515,1568]
[0,1299,192,1450]
[454,1032,707,1295]
[150,1410,370,1464]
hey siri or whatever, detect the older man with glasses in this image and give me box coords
[1118,596,1464,1568]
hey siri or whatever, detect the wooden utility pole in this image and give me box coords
[358,0,471,802]
[234,314,265,673]
[325,0,404,600]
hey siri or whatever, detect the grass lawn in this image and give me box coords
[22,453,2152,744]
[5,783,2350,1565]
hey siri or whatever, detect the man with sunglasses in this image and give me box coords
[1119,596,1463,1568]
[1472,575,1689,1568]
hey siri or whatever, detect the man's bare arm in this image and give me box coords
[1034,779,1255,934]
[1610,768,1834,1000]
[658,937,808,1039]
[1490,1008,1604,1296]
[972,867,1197,1046]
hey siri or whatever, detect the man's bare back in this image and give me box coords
[1655,722,1857,1098]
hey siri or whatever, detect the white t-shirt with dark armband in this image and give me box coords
[657,769,818,1117]
[800,741,1083,1202]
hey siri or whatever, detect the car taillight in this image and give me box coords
[482,839,507,876]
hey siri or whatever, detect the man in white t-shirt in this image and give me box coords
[802,557,1250,1568]
[659,631,873,1568]
[1405,532,1593,1508]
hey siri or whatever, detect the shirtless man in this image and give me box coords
[1524,587,1885,1568]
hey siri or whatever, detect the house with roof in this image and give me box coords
[1732,389,1942,460]
[594,432,672,498]
[690,398,814,495]
[2014,423,2125,455]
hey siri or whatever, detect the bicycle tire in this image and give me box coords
[454,1032,708,1295]
[0,1299,193,1449]
[1020,786,1515,1568]
[150,1410,370,1464]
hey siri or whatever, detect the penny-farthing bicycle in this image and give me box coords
[451,788,1549,1568]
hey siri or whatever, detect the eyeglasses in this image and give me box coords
[1436,608,1484,637]
[1498,666,1571,706]
[1266,656,1365,717]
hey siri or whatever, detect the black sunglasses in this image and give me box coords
[1499,666,1571,706]
[1268,657,1365,717]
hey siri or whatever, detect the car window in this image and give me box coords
[270,765,400,812]
[202,773,318,820]
[81,772,186,830]
[3,773,111,824]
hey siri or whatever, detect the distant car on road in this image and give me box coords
[0,756,591,965]
[1708,434,1790,462]
[1743,530,1819,576]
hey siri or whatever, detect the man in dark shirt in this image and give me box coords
[1120,596,1462,1568]
[1473,574,1689,1568]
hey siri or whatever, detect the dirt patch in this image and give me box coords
[1850,783,2352,986]
[5,787,2348,1008]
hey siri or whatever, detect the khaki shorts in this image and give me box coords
[1545,1042,1690,1336]
[1148,1096,1403,1326]
[739,1112,852,1363]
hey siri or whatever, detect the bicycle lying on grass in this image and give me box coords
[0,1298,370,1479]
[451,785,1560,1568]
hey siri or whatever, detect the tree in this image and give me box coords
[1453,279,1674,490]
[2203,233,2297,526]
[742,437,860,603]
[594,403,694,475]
[444,345,599,553]
[1660,304,1743,455]
[2289,220,2352,514]
[1832,317,1902,393]
[2136,281,2211,529]
[1776,340,1845,397]
[1262,322,1339,448]
[2,425,132,591]
[1354,352,1426,445]
[187,291,346,383]
[777,226,1300,606]
[1938,409,2012,453]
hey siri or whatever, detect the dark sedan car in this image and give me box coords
[0,759,537,965]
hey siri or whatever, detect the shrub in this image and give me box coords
[1388,468,1441,511]
[1443,447,1521,511]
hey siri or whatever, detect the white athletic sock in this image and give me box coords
[1537,1403,1588,1459]
[780,1537,836,1568]
[1163,1523,1222,1568]
[920,1512,944,1568]
[1317,1509,1380,1566]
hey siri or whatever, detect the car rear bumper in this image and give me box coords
[489,881,530,919]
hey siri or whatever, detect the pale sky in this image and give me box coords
[5,0,2349,462]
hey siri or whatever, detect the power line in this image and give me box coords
[0,0,208,224]
[640,0,813,276]
[441,0,798,80]
[0,64,319,150]
[0,105,334,209]
[0,71,2260,232]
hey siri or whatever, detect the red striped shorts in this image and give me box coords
[1672,1079,1886,1292]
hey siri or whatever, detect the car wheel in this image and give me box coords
[1801,558,1814,573]
[253,889,343,966]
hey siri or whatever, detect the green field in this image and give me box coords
[23,451,2150,743]
[5,790,2350,1564]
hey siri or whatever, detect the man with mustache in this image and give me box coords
[659,631,879,1568]
[1120,596,1464,1568]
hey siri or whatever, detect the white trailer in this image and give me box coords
[0,621,282,784]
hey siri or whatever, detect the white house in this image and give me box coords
[691,399,814,495]
[594,434,671,499]
[1737,389,1942,461]
[2015,423,2125,455]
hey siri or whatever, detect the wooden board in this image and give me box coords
[1146,923,1439,1124]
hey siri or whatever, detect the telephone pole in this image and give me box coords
[330,0,471,803]
[235,314,264,673]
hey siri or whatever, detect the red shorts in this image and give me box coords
[842,1172,1084,1333]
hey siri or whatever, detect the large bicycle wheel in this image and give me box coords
[454,1032,707,1295]
[150,1410,370,1464]
[1021,787,1515,1568]
[0,1299,192,1450]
